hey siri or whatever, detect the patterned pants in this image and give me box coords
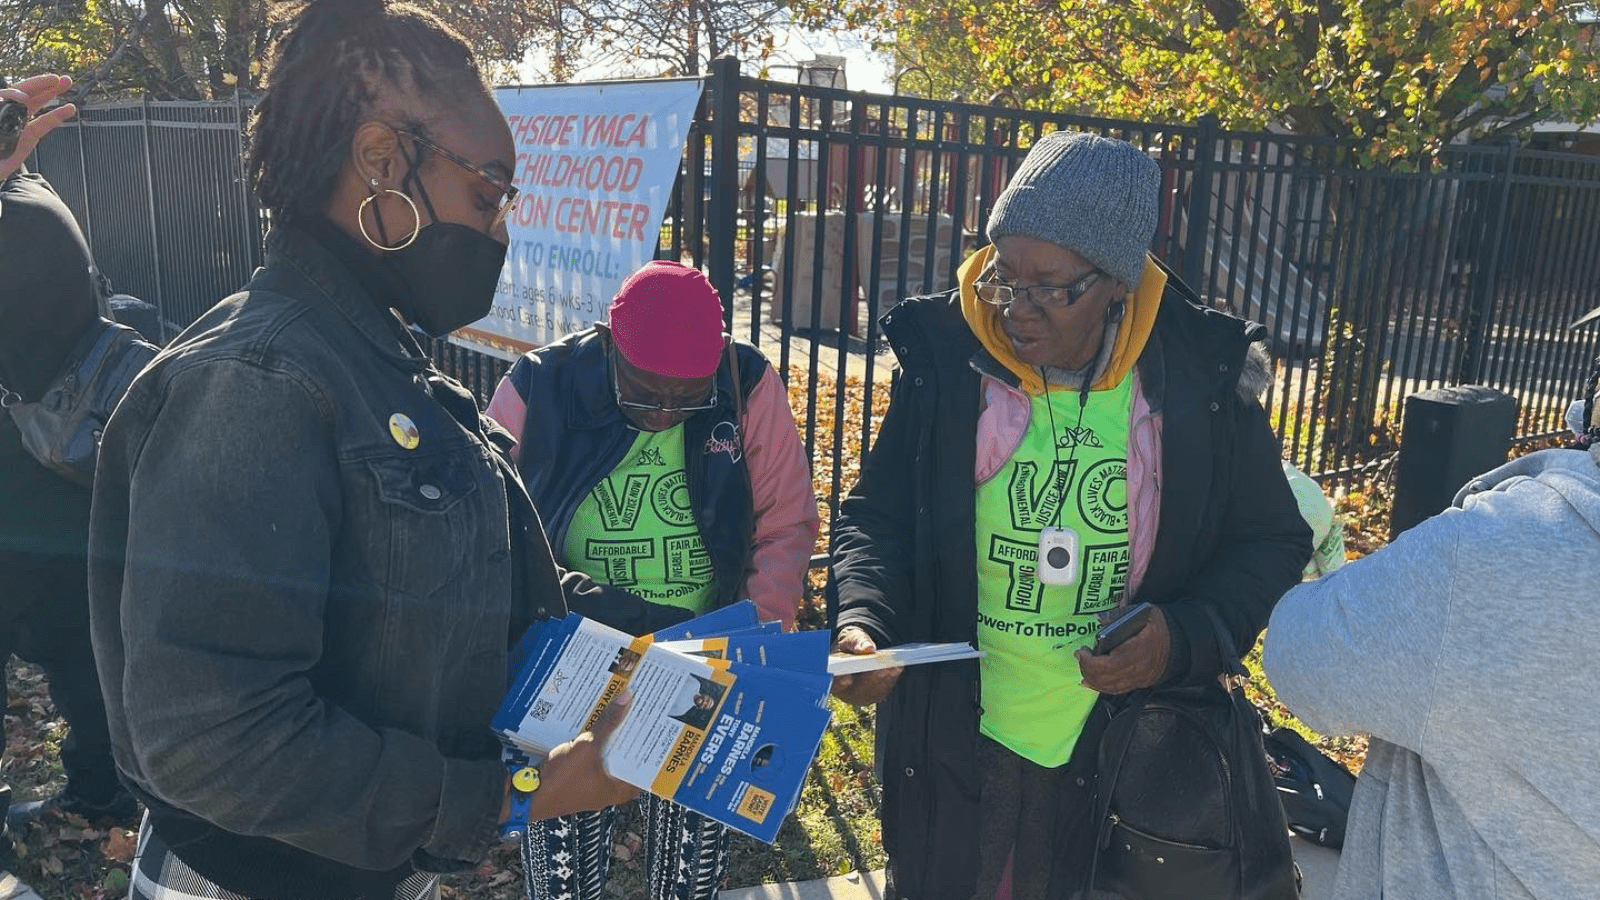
[522,795,729,900]
[128,814,439,900]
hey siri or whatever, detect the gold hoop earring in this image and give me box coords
[357,189,421,251]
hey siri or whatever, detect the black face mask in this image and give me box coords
[385,222,508,337]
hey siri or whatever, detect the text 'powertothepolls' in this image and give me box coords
[494,604,832,842]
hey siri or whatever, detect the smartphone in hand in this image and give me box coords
[1091,602,1154,656]
[0,100,28,160]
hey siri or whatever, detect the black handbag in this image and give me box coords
[1,317,158,486]
[1087,606,1299,900]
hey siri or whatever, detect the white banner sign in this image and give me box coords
[452,78,706,359]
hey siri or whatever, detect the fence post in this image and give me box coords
[1182,114,1219,292]
[235,90,261,272]
[74,116,94,249]
[139,95,168,338]
[707,56,741,316]
[1458,142,1517,385]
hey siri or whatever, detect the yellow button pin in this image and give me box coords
[512,766,541,793]
[388,413,420,450]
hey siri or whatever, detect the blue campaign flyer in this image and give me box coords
[649,600,760,641]
[500,614,581,740]
[494,610,833,842]
[644,660,833,842]
[658,628,831,674]
[509,601,768,687]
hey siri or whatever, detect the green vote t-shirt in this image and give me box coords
[563,424,718,615]
[975,375,1133,767]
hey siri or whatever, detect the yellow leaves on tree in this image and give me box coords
[801,0,1600,161]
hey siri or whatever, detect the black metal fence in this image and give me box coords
[32,97,263,343]
[31,58,1600,526]
[672,58,1600,508]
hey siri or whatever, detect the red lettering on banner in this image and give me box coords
[507,114,580,147]
[504,107,659,240]
[518,154,646,193]
[617,156,643,191]
[508,194,552,229]
[626,203,650,240]
[582,114,649,148]
[553,197,649,240]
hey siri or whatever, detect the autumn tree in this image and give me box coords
[1,0,561,100]
[794,1,1600,461]
[866,11,989,102]
[803,0,1600,158]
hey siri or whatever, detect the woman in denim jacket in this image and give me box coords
[88,3,637,899]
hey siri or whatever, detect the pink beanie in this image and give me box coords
[608,261,725,379]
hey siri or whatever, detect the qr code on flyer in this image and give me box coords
[530,700,553,721]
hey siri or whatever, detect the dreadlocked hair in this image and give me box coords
[1575,354,1600,450]
[249,0,488,224]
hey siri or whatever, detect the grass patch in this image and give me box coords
[569,699,884,898]
[723,698,884,883]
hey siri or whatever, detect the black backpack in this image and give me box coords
[1262,726,1356,849]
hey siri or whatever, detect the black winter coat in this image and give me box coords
[0,172,102,566]
[829,285,1312,900]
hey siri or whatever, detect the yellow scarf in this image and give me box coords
[957,245,1166,396]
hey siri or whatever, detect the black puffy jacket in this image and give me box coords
[0,172,102,563]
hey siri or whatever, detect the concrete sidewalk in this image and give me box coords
[721,836,1340,900]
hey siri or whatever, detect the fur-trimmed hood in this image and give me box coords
[1237,341,1274,404]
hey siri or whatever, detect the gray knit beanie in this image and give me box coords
[986,131,1161,289]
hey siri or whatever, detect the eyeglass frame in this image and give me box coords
[973,266,1107,310]
[608,350,720,416]
[397,129,519,230]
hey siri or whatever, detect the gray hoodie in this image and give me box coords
[1264,447,1600,900]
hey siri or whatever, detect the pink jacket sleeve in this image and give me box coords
[484,375,529,464]
[740,365,821,629]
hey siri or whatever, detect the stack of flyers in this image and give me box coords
[647,599,765,641]
[494,605,833,842]
[659,628,832,675]
[826,641,985,676]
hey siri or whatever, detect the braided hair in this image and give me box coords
[248,0,488,224]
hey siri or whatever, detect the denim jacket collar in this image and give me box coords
[255,225,432,376]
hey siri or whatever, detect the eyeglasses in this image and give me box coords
[974,267,1105,310]
[610,354,719,415]
[399,130,519,231]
